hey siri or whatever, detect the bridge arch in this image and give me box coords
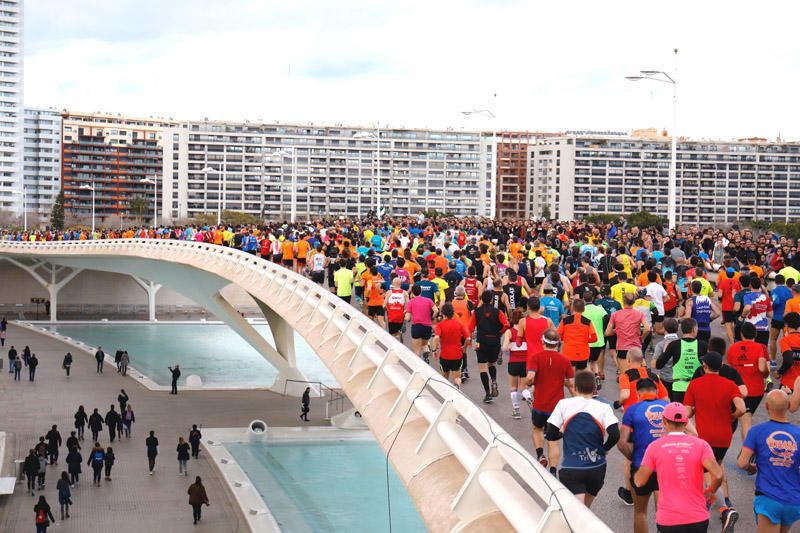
[0,239,611,533]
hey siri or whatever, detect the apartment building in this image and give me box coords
[529,132,800,224]
[61,112,176,217]
[162,121,489,222]
[495,131,562,219]
[22,107,60,216]
[0,0,22,214]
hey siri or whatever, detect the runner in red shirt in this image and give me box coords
[432,303,470,387]
[526,328,575,472]
[684,352,746,529]
[717,268,742,345]
[726,322,768,439]
[384,277,407,341]
[516,296,555,358]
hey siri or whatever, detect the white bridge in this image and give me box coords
[0,239,611,533]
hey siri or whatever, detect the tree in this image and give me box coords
[128,196,150,223]
[50,190,65,230]
[193,210,259,227]
[627,210,667,228]
[541,204,551,220]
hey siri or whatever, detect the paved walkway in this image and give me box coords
[0,323,334,533]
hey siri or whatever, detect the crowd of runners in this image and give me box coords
[5,214,800,532]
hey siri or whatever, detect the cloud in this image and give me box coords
[21,0,800,140]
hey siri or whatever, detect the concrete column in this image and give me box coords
[3,260,81,321]
[130,275,162,322]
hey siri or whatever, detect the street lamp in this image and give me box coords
[79,183,95,234]
[267,148,296,222]
[17,184,26,232]
[201,165,223,226]
[354,129,381,218]
[140,176,158,227]
[626,49,679,230]
[462,108,497,218]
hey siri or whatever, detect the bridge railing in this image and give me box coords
[0,238,612,533]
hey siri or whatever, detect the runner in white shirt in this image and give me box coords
[309,245,327,285]
[644,271,667,335]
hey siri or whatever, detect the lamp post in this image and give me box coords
[18,184,26,231]
[353,129,381,217]
[267,148,296,222]
[461,108,496,218]
[79,183,95,233]
[139,176,158,227]
[201,165,223,226]
[626,49,679,230]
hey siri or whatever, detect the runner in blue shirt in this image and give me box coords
[414,277,439,305]
[376,255,395,291]
[771,274,793,360]
[541,287,565,328]
[618,379,668,533]
[738,390,800,531]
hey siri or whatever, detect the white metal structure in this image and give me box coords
[0,239,611,533]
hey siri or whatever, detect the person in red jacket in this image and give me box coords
[432,303,470,388]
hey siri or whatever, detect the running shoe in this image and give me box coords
[497,354,504,365]
[461,371,470,383]
[512,408,521,419]
[765,376,774,393]
[595,374,602,391]
[538,455,548,468]
[617,487,633,506]
[491,382,499,397]
[720,507,739,533]
[422,351,431,364]
[482,394,493,404]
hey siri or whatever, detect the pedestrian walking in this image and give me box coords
[189,425,202,459]
[301,387,310,421]
[115,349,123,372]
[146,430,159,474]
[65,431,80,454]
[13,355,21,381]
[22,345,30,366]
[87,443,104,486]
[34,495,56,532]
[0,318,6,347]
[120,350,129,376]
[7,345,16,373]
[104,446,115,480]
[168,364,181,394]
[62,352,72,377]
[104,405,120,443]
[95,346,105,373]
[123,404,135,438]
[88,408,103,442]
[65,447,82,486]
[36,451,47,490]
[23,449,39,496]
[117,389,129,412]
[187,476,210,525]
[28,353,38,382]
[74,406,88,441]
[56,472,71,520]
[177,437,190,476]
[45,425,61,466]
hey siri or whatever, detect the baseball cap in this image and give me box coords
[726,267,735,275]
[662,402,688,423]
[703,351,723,371]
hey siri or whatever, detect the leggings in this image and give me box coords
[92,464,102,483]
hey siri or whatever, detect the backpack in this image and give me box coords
[36,508,47,525]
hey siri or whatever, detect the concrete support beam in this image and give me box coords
[130,275,163,322]
[4,259,82,321]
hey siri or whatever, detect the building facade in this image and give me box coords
[495,131,562,219]
[0,0,22,216]
[162,121,489,223]
[61,112,175,218]
[22,107,61,217]
[529,133,800,224]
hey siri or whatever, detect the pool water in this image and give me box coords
[227,440,427,533]
[44,323,337,388]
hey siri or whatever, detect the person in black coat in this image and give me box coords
[65,431,79,454]
[104,406,120,443]
[74,406,88,441]
[65,447,82,486]
[23,449,39,496]
[188,425,202,459]
[88,409,103,442]
[95,346,105,373]
[28,353,38,382]
[301,387,311,421]
[146,430,159,474]
[177,437,190,476]
[34,495,56,530]
[168,364,181,395]
[104,447,115,480]
[45,425,61,466]
[62,353,72,377]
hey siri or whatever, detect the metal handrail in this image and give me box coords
[281,378,347,421]
[0,238,612,532]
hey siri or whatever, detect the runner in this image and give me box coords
[501,308,528,419]
[451,286,475,383]
[769,274,792,362]
[473,291,510,403]
[597,285,622,365]
[546,370,619,508]
[737,390,800,533]
[557,299,597,371]
[778,311,800,392]
[405,284,437,362]
[634,402,724,533]
[727,322,769,439]
[364,266,385,327]
[684,352,746,531]
[309,245,327,285]
[605,293,649,374]
[617,378,669,533]
[742,277,773,348]
[384,277,407,341]
[526,328,574,471]
[582,291,609,389]
[684,280,720,342]
[717,267,742,345]
[432,303,470,388]
[651,317,679,396]
[656,318,707,403]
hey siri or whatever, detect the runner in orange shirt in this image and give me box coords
[295,237,310,274]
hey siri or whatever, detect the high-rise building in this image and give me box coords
[0,0,22,216]
[495,131,561,219]
[61,112,176,219]
[23,107,61,217]
[529,132,800,224]
[162,120,489,222]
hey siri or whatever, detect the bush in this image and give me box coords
[584,214,617,225]
[193,210,260,227]
[627,210,668,228]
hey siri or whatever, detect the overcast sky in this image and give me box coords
[23,0,800,140]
